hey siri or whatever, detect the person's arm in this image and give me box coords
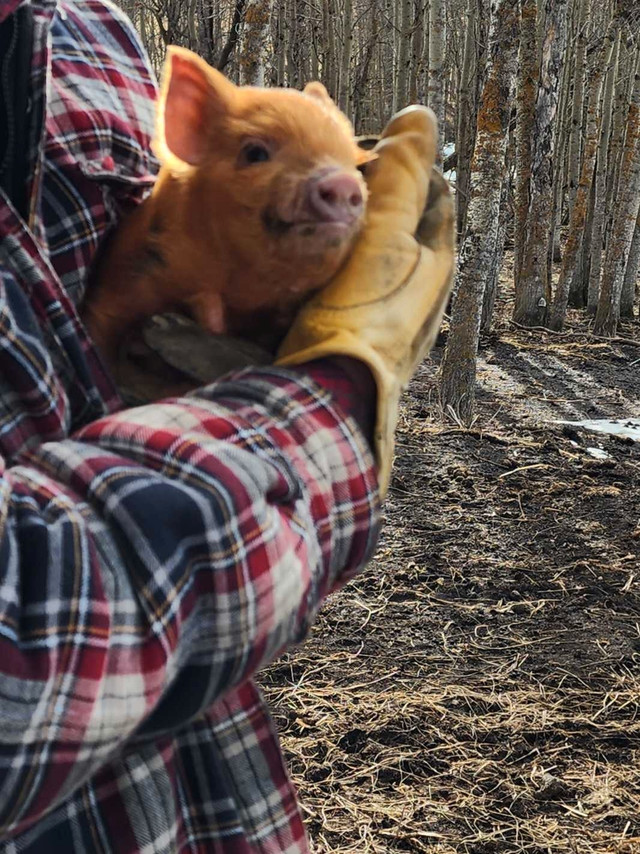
[0,101,453,839]
[0,287,379,835]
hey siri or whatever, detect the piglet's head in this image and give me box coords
[154,47,376,311]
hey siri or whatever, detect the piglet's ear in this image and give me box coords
[154,46,236,175]
[303,81,335,109]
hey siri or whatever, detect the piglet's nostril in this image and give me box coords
[319,187,338,205]
[308,172,364,223]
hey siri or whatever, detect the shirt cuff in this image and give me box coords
[297,358,376,445]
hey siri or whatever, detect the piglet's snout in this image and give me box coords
[305,171,364,224]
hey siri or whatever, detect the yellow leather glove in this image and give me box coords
[276,106,455,495]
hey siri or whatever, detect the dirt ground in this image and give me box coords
[260,278,640,853]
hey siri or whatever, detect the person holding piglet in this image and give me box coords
[0,1,454,851]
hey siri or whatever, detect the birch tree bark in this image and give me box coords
[586,28,620,312]
[338,0,354,112]
[395,0,413,108]
[353,14,379,131]
[513,0,538,285]
[593,57,640,336]
[275,0,286,83]
[322,0,337,98]
[439,0,519,425]
[239,0,272,85]
[566,0,589,215]
[456,0,479,235]
[409,0,424,103]
[417,0,430,103]
[513,0,568,326]
[481,171,511,333]
[605,36,633,223]
[548,49,572,274]
[620,212,640,318]
[429,0,446,158]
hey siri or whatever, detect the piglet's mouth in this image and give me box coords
[262,208,294,235]
[262,168,366,239]
[262,208,359,240]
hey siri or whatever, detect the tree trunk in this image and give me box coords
[275,0,286,84]
[322,0,337,98]
[311,2,320,81]
[428,0,446,158]
[239,0,272,85]
[513,0,568,327]
[574,164,596,307]
[548,18,573,277]
[548,20,617,331]
[395,0,413,108]
[605,36,633,230]
[409,0,424,103]
[338,0,353,113]
[481,171,511,334]
[456,0,479,235]
[439,0,519,425]
[566,0,589,215]
[586,27,620,312]
[217,0,248,72]
[353,15,378,131]
[620,211,640,319]
[417,0,430,103]
[512,0,538,285]
[593,57,640,336]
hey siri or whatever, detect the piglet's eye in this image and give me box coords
[239,141,271,166]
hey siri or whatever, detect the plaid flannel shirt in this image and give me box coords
[0,2,380,851]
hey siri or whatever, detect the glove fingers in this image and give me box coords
[365,106,438,236]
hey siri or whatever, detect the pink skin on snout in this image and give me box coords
[306,170,365,224]
[273,167,367,232]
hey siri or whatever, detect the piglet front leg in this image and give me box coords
[185,289,227,335]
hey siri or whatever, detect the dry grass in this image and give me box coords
[261,301,640,853]
[263,584,640,853]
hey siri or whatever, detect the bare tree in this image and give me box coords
[513,0,568,326]
[548,19,618,331]
[586,27,621,312]
[338,0,354,112]
[456,0,480,234]
[566,0,590,215]
[429,0,446,156]
[513,0,538,286]
[395,0,413,107]
[239,0,273,84]
[593,51,640,336]
[439,0,519,425]
[620,212,640,318]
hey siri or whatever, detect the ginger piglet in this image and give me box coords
[82,47,376,373]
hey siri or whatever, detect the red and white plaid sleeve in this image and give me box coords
[0,363,379,842]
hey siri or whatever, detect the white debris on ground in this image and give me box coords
[568,440,611,460]
[555,418,640,442]
[586,447,611,460]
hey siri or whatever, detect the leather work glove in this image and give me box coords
[276,106,456,496]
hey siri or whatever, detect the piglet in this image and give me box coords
[83,47,375,369]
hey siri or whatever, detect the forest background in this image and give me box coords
[114,0,640,426]
[114,1,640,851]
